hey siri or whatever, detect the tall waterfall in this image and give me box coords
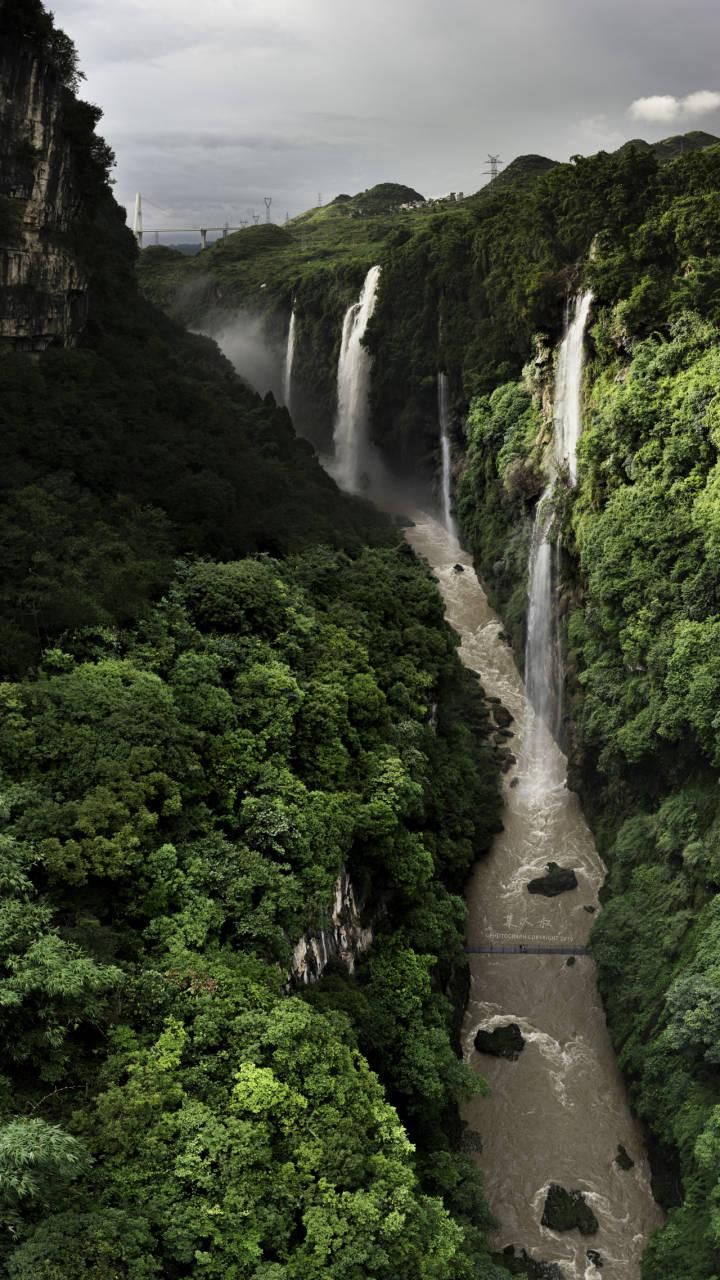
[332,265,381,493]
[438,373,458,539]
[283,308,296,413]
[523,291,592,790]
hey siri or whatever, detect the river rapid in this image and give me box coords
[404,513,663,1280]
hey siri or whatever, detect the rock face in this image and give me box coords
[527,862,579,897]
[290,867,373,985]
[0,45,87,350]
[541,1184,599,1236]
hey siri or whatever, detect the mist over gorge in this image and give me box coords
[4,0,720,1277]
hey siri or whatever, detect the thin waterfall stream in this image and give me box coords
[438,372,457,538]
[332,265,382,493]
[283,307,296,414]
[523,292,593,794]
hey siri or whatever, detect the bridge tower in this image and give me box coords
[133,192,143,247]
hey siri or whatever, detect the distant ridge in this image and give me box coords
[613,129,720,163]
[473,130,720,201]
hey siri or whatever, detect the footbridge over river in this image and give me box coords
[466,944,589,956]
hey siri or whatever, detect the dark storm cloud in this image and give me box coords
[52,0,720,229]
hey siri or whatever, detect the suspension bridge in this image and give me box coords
[132,192,278,249]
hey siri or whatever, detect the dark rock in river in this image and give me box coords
[510,776,520,789]
[453,563,464,573]
[501,753,517,773]
[541,1184,599,1236]
[528,862,578,897]
[474,1022,525,1060]
[566,956,576,967]
[583,904,597,914]
[586,1249,603,1269]
[500,1247,565,1279]
[493,703,514,728]
[616,1143,635,1171]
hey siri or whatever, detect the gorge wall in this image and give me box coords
[0,38,88,349]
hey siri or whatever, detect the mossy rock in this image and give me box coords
[528,862,578,897]
[541,1184,599,1235]
[474,1022,525,1060]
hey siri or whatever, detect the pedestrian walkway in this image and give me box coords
[466,944,589,956]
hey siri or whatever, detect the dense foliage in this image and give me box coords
[0,544,504,1278]
[0,8,510,1277]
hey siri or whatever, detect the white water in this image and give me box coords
[283,307,296,413]
[404,513,663,1280]
[523,292,593,793]
[332,265,382,493]
[438,372,458,538]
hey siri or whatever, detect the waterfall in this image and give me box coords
[332,265,381,493]
[283,307,296,413]
[523,291,592,790]
[438,373,458,539]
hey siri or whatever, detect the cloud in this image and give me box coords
[683,90,720,116]
[630,89,720,123]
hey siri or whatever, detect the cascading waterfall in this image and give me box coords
[437,373,458,539]
[523,291,593,790]
[283,307,296,413]
[332,265,381,493]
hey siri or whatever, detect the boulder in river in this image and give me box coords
[474,1022,525,1060]
[615,1143,635,1171]
[527,862,578,897]
[453,563,464,573]
[586,1249,603,1269]
[493,703,514,728]
[541,1184,599,1235]
[500,1247,565,1279]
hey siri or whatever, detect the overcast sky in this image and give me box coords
[52,0,720,234]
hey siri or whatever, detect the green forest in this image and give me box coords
[0,3,509,1277]
[7,0,720,1274]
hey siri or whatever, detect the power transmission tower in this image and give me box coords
[264,196,272,224]
[317,192,322,207]
[252,211,260,225]
[484,154,503,183]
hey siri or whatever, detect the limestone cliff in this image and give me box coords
[0,44,87,349]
